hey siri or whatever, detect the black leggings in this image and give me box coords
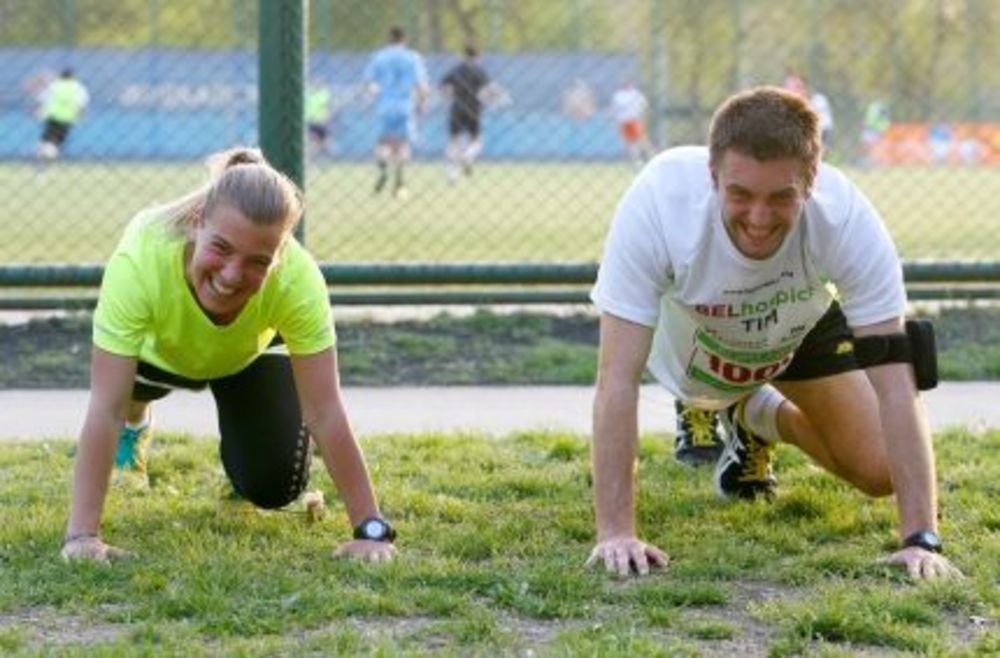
[132,348,311,509]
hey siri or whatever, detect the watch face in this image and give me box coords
[363,519,387,540]
[354,517,395,542]
[905,530,942,553]
[920,531,942,550]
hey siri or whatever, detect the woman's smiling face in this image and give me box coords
[185,204,286,324]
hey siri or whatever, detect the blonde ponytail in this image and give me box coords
[150,147,303,236]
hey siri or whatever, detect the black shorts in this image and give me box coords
[133,342,311,509]
[41,119,71,146]
[449,109,481,138]
[775,301,861,381]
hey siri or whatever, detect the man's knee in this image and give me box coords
[852,473,893,498]
[833,453,893,497]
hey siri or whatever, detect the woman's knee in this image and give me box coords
[236,473,309,510]
[224,438,312,510]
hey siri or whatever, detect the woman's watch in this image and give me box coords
[353,517,396,543]
[902,529,943,554]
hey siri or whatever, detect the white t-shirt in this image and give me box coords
[591,146,905,409]
[611,87,648,123]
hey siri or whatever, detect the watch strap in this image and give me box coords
[902,529,942,554]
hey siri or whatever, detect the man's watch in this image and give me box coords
[902,529,943,554]
[353,517,396,543]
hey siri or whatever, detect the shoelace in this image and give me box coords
[118,425,145,451]
[740,435,775,482]
[683,407,718,447]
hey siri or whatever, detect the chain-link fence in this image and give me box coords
[2,0,999,299]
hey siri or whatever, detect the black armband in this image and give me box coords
[853,319,938,391]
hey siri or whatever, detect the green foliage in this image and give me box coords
[5,0,1000,123]
[0,429,997,654]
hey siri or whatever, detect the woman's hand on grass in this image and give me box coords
[586,536,669,577]
[882,547,964,580]
[60,535,133,563]
[333,539,397,563]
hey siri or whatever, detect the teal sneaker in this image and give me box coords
[113,420,151,489]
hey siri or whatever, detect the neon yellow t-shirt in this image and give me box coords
[93,212,335,380]
[306,87,332,123]
[44,79,88,123]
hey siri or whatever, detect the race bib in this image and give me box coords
[686,328,796,394]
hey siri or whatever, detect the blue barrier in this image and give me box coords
[0,47,637,161]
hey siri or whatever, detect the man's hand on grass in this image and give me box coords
[333,539,397,563]
[882,547,964,580]
[586,536,669,577]
[61,535,133,563]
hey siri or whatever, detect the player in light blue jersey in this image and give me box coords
[363,26,430,199]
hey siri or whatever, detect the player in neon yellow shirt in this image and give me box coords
[63,148,397,563]
[36,68,89,167]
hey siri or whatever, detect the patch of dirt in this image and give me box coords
[0,606,125,647]
[2,595,993,655]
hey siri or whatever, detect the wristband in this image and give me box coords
[63,532,99,546]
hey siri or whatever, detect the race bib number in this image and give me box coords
[686,329,795,393]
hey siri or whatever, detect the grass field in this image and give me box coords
[0,429,997,655]
[3,162,1000,264]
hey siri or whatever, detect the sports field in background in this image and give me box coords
[2,162,999,264]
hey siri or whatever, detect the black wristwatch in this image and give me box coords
[902,529,943,554]
[353,517,396,543]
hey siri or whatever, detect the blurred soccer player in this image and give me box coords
[35,68,89,171]
[440,44,495,184]
[362,26,429,200]
[610,78,655,169]
[305,83,333,161]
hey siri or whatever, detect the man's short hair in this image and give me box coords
[464,44,479,58]
[389,26,405,42]
[708,86,821,187]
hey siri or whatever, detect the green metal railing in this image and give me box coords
[3,261,1000,309]
[7,261,1000,288]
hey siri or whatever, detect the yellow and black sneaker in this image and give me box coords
[714,401,777,500]
[674,400,725,467]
